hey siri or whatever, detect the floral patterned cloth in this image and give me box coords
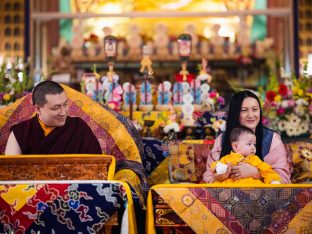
[287,141,312,183]
[168,142,212,183]
[0,181,136,233]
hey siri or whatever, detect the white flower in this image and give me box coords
[281,100,289,108]
[284,113,303,136]
[298,120,309,134]
[295,98,308,106]
[285,125,299,136]
[286,126,297,136]
[219,120,226,131]
[208,98,215,105]
[212,119,226,132]
[294,105,306,116]
[286,113,301,126]
[277,120,286,131]
[295,124,304,136]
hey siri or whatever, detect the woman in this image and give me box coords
[203,90,291,183]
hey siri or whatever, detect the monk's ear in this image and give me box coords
[231,141,239,152]
[34,105,41,115]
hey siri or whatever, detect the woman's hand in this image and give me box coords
[230,162,260,180]
[211,163,232,182]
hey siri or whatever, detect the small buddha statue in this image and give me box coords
[210,24,224,58]
[126,24,143,59]
[71,22,84,58]
[153,23,170,59]
[237,20,251,56]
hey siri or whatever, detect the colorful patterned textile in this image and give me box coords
[142,138,168,176]
[142,138,170,186]
[0,181,136,233]
[0,86,148,207]
[147,184,312,234]
[286,141,312,183]
[168,143,197,183]
[168,142,213,183]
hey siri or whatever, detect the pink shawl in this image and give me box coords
[203,133,291,183]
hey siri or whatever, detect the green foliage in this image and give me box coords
[266,55,280,92]
[0,63,6,93]
[0,58,33,103]
[267,72,278,92]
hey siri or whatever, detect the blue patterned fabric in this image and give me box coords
[0,182,128,233]
[142,138,168,176]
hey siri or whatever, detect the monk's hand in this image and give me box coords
[230,162,260,180]
[212,163,231,182]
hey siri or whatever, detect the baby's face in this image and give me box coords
[233,132,257,157]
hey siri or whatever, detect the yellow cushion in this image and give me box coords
[286,141,312,183]
[168,142,197,183]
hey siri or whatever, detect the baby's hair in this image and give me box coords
[229,126,255,144]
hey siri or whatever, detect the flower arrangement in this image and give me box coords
[261,64,312,137]
[205,89,225,112]
[0,57,33,106]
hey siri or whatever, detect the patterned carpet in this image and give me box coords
[148,185,312,234]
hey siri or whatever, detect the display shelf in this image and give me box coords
[73,58,266,70]
[31,8,291,21]
[30,1,293,91]
[73,58,266,100]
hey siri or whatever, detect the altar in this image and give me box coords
[0,1,312,233]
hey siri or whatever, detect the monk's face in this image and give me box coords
[35,91,69,127]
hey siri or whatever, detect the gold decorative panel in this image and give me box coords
[69,0,256,39]
[298,0,312,63]
[0,155,114,180]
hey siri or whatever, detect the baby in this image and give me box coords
[209,126,281,184]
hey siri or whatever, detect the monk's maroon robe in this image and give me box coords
[10,116,102,154]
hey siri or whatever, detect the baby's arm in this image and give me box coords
[203,135,222,183]
[264,133,291,183]
[248,155,282,184]
[210,158,232,183]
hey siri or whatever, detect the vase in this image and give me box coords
[281,132,311,143]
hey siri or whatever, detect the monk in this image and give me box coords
[2,81,149,233]
[5,80,102,155]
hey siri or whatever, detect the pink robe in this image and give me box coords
[203,133,291,184]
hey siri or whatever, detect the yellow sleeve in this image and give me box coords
[245,155,263,167]
[211,161,218,170]
[247,156,282,184]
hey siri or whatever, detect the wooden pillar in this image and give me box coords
[267,0,293,72]
[45,1,59,56]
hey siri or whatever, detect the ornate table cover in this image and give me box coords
[147,184,312,234]
[0,181,137,233]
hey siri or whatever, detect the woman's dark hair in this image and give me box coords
[220,90,263,159]
[32,81,64,106]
